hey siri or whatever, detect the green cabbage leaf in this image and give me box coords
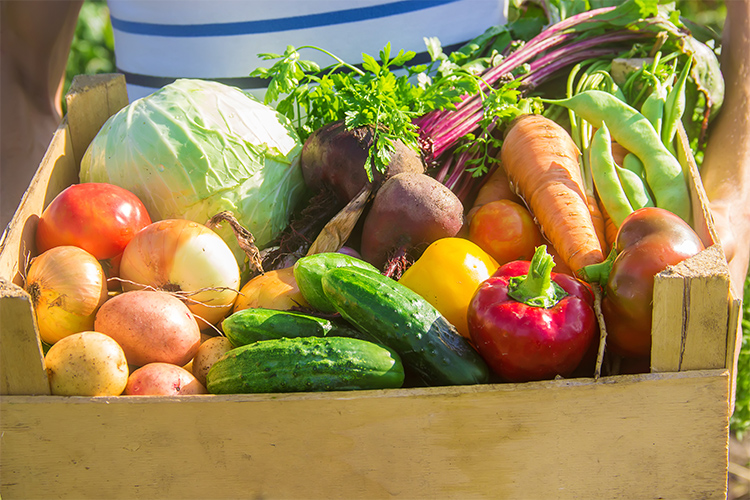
[80,78,306,269]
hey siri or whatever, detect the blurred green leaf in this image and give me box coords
[63,0,115,112]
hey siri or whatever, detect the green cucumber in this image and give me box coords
[293,252,379,313]
[206,336,404,394]
[321,267,490,386]
[222,307,375,347]
[222,307,337,346]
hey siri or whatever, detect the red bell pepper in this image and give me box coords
[467,245,597,383]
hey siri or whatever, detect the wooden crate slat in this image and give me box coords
[0,370,731,500]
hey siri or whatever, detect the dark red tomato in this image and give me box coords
[614,206,703,253]
[603,207,704,358]
[36,183,152,260]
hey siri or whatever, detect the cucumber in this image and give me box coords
[222,307,338,346]
[206,336,405,394]
[293,252,380,313]
[222,307,373,347]
[321,266,490,386]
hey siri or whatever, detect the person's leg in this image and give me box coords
[700,0,750,297]
[1,0,83,230]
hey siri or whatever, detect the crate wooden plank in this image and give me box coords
[64,73,128,166]
[0,370,730,500]
[676,125,719,248]
[0,121,74,286]
[652,244,732,372]
[0,281,50,395]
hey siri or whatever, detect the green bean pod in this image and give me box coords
[544,89,691,223]
[640,84,666,138]
[618,153,655,210]
[589,123,633,227]
[662,56,693,151]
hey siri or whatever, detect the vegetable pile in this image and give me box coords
[27,0,725,396]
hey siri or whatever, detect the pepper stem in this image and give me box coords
[579,248,618,287]
[507,245,568,308]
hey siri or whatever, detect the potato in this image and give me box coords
[124,362,207,395]
[45,331,129,396]
[94,290,201,367]
[191,336,234,386]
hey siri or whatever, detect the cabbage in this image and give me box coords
[80,78,306,269]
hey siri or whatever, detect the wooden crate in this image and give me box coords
[0,74,743,499]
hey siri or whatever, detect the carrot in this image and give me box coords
[610,140,629,166]
[499,114,605,274]
[466,163,523,222]
[586,191,608,255]
[599,202,619,252]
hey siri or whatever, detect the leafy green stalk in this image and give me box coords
[251,42,477,180]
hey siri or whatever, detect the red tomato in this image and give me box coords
[602,207,704,358]
[468,199,542,266]
[36,183,152,260]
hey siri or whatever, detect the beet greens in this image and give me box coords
[252,0,721,203]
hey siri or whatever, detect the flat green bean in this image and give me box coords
[640,83,666,138]
[589,123,634,227]
[618,153,655,210]
[662,56,693,152]
[543,89,691,223]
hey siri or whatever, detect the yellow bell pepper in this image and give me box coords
[398,237,499,338]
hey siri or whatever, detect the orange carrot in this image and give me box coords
[586,192,608,255]
[600,202,619,253]
[499,114,605,274]
[610,140,629,167]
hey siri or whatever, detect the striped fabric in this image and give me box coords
[108,0,508,102]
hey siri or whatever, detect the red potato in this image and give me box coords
[124,362,207,396]
[300,120,425,204]
[360,172,465,268]
[94,290,201,367]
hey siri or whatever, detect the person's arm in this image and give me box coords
[700,0,750,298]
[0,0,83,230]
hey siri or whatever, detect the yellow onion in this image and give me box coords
[233,266,308,313]
[25,246,109,344]
[119,219,240,327]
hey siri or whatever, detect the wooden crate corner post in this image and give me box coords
[651,244,733,374]
[0,280,50,395]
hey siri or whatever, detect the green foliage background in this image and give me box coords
[64,0,748,431]
[63,0,114,102]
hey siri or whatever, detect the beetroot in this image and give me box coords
[360,172,465,268]
[300,120,424,205]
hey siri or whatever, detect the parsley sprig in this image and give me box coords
[251,42,479,180]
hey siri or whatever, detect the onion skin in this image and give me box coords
[119,219,241,326]
[233,266,308,313]
[25,246,108,345]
